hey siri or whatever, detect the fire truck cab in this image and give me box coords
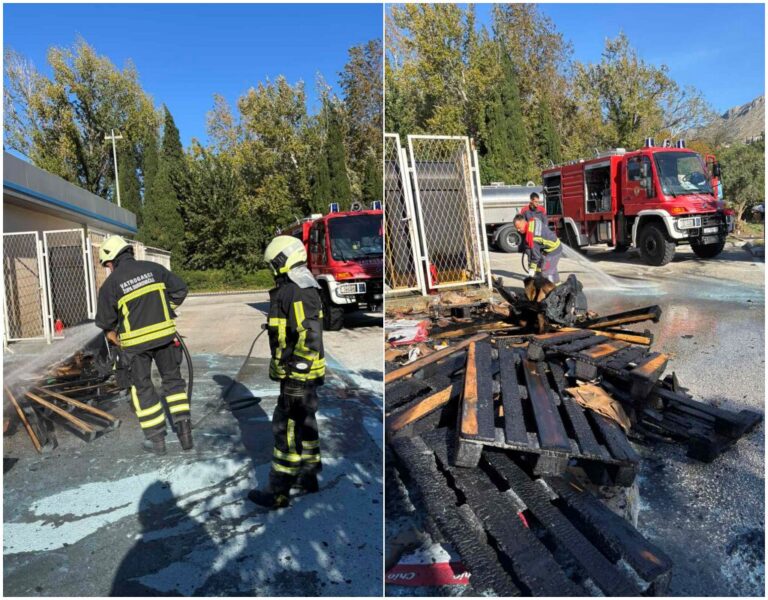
[542,140,733,266]
[283,205,383,330]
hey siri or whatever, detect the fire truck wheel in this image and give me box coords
[496,225,521,253]
[638,223,675,266]
[320,289,345,331]
[690,238,726,259]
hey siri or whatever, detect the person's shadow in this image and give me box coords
[212,374,271,464]
[110,480,215,596]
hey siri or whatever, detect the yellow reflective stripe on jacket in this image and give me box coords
[121,323,176,347]
[166,393,188,403]
[287,419,296,455]
[269,317,287,361]
[168,403,190,414]
[533,237,561,253]
[301,454,321,463]
[121,303,132,333]
[302,440,320,449]
[117,282,166,309]
[131,387,164,418]
[121,319,176,342]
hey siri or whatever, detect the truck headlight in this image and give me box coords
[676,217,701,230]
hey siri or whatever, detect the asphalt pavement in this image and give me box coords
[3,293,383,596]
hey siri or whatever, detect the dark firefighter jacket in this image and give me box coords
[95,253,188,352]
[268,277,325,383]
[518,220,562,270]
[520,205,547,225]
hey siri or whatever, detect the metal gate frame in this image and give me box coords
[2,231,51,342]
[384,133,426,296]
[407,134,489,291]
[43,228,93,338]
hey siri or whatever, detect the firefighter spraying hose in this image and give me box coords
[95,235,193,455]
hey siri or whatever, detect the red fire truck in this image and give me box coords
[541,140,734,266]
[283,205,383,330]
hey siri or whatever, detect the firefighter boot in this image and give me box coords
[175,419,194,451]
[293,473,320,495]
[142,433,167,455]
[248,488,290,510]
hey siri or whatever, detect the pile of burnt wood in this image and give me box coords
[385,276,762,596]
[5,346,123,452]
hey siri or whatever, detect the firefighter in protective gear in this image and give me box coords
[95,236,191,455]
[248,235,325,510]
[514,214,562,283]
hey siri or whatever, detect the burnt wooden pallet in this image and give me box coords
[455,341,639,486]
[393,429,672,596]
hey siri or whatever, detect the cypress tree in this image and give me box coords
[116,144,142,225]
[310,150,332,214]
[537,96,562,166]
[141,130,159,203]
[325,104,352,209]
[480,48,531,184]
[361,152,382,207]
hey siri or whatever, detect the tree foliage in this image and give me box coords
[386,8,717,184]
[719,137,765,227]
[3,39,158,198]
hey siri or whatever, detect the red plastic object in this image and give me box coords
[517,511,530,529]
[54,319,64,334]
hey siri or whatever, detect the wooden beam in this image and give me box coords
[432,321,522,339]
[5,386,42,453]
[384,333,489,384]
[580,340,629,361]
[25,391,95,435]
[588,329,652,346]
[459,342,479,436]
[388,386,455,432]
[33,387,119,424]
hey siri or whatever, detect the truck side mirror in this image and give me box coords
[713,162,721,178]
[640,162,650,178]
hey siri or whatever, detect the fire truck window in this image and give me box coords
[328,214,383,261]
[627,158,642,181]
[543,176,562,215]
[585,166,611,213]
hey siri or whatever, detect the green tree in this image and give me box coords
[479,48,531,184]
[537,96,562,166]
[3,40,157,199]
[310,150,332,214]
[361,151,382,206]
[719,138,765,228]
[115,143,142,223]
[325,102,352,208]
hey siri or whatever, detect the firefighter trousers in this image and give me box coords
[536,251,562,283]
[125,340,189,439]
[269,380,322,494]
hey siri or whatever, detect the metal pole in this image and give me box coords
[105,129,123,207]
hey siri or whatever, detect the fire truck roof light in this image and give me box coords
[644,137,655,147]
[676,139,686,148]
[372,200,382,210]
[310,213,322,219]
[329,202,339,213]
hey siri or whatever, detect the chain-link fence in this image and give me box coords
[385,133,423,294]
[3,232,47,340]
[407,135,486,289]
[43,229,92,335]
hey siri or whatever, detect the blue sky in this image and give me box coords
[474,3,765,114]
[4,3,382,147]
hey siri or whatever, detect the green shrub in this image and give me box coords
[175,268,274,293]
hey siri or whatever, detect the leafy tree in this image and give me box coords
[140,159,184,262]
[310,149,332,214]
[340,39,383,169]
[115,143,142,223]
[324,102,352,208]
[479,48,531,183]
[537,96,562,166]
[361,151,382,206]
[3,40,157,198]
[719,138,765,229]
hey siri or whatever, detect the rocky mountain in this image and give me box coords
[689,95,764,144]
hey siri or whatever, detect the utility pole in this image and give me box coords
[104,129,124,207]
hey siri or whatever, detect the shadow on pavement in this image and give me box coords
[212,374,271,464]
[110,480,216,596]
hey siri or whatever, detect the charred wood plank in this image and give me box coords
[591,414,640,465]
[458,342,495,442]
[522,359,570,452]
[385,333,489,384]
[425,435,583,596]
[485,453,642,596]
[498,344,528,446]
[578,340,629,362]
[391,436,522,596]
[387,382,461,433]
[604,346,649,370]
[546,477,672,593]
[550,335,610,354]
[581,306,662,329]
[5,385,43,453]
